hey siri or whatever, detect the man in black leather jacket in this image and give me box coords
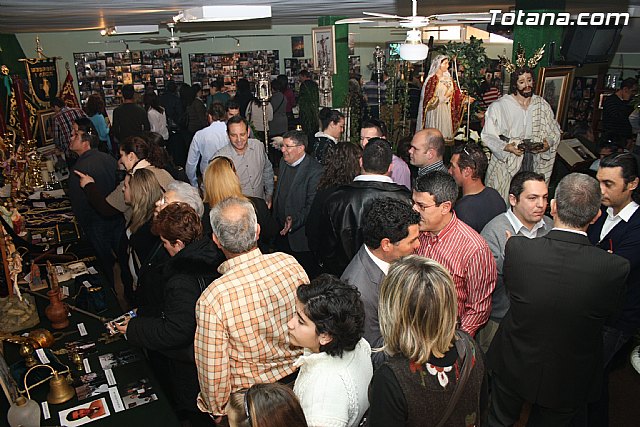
[318,138,411,275]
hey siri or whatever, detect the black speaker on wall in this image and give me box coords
[560,24,623,65]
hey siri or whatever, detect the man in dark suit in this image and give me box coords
[589,152,640,367]
[340,197,420,367]
[319,138,411,275]
[487,173,630,426]
[273,130,323,277]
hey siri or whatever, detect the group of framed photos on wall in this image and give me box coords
[189,50,280,93]
[73,49,184,107]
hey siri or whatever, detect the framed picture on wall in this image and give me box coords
[291,36,305,58]
[536,65,575,128]
[312,26,336,73]
[37,109,55,145]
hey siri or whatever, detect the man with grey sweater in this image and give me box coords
[477,171,553,352]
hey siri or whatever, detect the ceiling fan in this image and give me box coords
[335,0,492,28]
[138,23,208,50]
[336,0,492,62]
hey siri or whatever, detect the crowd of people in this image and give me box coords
[51,61,640,427]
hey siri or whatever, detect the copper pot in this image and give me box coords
[28,328,55,348]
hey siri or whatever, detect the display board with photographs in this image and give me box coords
[74,49,184,108]
[189,50,280,94]
[567,77,598,126]
[284,58,314,90]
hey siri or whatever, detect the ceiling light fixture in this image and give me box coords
[399,29,429,62]
[175,5,271,22]
[100,27,116,36]
[232,37,240,47]
[114,25,159,34]
[168,41,180,55]
[124,43,130,54]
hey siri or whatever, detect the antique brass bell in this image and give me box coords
[46,371,75,404]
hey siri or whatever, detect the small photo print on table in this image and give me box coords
[74,372,109,400]
[98,350,140,370]
[59,397,110,426]
[120,378,158,410]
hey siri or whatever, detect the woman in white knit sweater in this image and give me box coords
[287,275,372,427]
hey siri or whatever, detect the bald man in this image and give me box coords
[409,128,448,177]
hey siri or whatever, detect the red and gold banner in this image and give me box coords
[60,68,80,109]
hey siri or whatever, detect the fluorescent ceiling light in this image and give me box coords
[177,6,272,22]
[113,25,159,34]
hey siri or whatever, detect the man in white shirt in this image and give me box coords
[588,152,640,366]
[478,171,553,352]
[186,103,229,187]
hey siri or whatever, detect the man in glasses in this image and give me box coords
[272,130,323,277]
[413,170,496,337]
[448,142,506,233]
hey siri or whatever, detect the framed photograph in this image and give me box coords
[291,36,305,58]
[37,109,56,145]
[0,352,19,403]
[536,65,575,128]
[312,26,337,73]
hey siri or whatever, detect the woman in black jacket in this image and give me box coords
[115,202,221,426]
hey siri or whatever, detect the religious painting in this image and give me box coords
[37,109,55,145]
[291,36,305,58]
[536,65,575,128]
[312,26,337,73]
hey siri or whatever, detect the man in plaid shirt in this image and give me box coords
[195,196,308,417]
[52,97,86,155]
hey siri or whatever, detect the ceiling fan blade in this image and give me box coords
[178,36,209,42]
[398,17,432,28]
[87,39,125,45]
[431,12,492,22]
[139,36,168,42]
[363,11,408,20]
[334,17,376,25]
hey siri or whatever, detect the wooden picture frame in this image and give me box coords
[536,65,575,128]
[312,26,337,74]
[0,351,19,404]
[37,109,55,146]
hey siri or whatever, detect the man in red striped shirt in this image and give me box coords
[412,170,497,336]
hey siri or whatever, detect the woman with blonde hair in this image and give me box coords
[123,168,169,307]
[203,157,277,251]
[227,383,308,427]
[368,255,486,427]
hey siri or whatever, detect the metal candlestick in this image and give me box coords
[256,71,272,150]
[319,63,332,108]
[373,46,385,117]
